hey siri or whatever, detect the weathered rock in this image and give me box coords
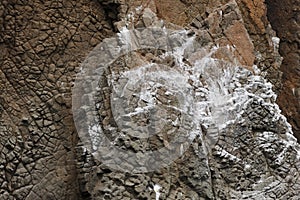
[0,0,114,199]
[266,0,300,141]
[1,0,299,199]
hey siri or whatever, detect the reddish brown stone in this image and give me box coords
[266,0,300,141]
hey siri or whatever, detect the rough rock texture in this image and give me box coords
[75,26,300,198]
[0,0,300,199]
[266,0,300,141]
[0,0,115,199]
[235,0,283,92]
[74,0,300,199]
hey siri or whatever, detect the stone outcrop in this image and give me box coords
[0,0,115,199]
[0,0,299,199]
[266,0,300,141]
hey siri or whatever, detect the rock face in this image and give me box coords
[0,0,299,199]
[266,0,300,141]
[0,0,116,199]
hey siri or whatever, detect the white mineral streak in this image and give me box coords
[83,28,300,194]
[114,27,300,160]
[271,36,280,51]
[88,124,101,151]
[153,184,161,200]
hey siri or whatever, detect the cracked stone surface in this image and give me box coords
[0,0,115,199]
[0,0,300,199]
[266,0,300,142]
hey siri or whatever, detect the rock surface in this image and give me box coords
[266,0,300,141]
[0,0,299,199]
[0,0,115,199]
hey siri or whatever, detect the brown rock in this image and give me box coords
[224,21,255,68]
[1,0,300,199]
[266,0,300,140]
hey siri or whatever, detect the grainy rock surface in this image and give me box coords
[266,0,300,141]
[0,0,299,199]
[0,0,115,199]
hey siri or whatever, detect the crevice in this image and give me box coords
[100,1,121,32]
[266,0,300,142]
